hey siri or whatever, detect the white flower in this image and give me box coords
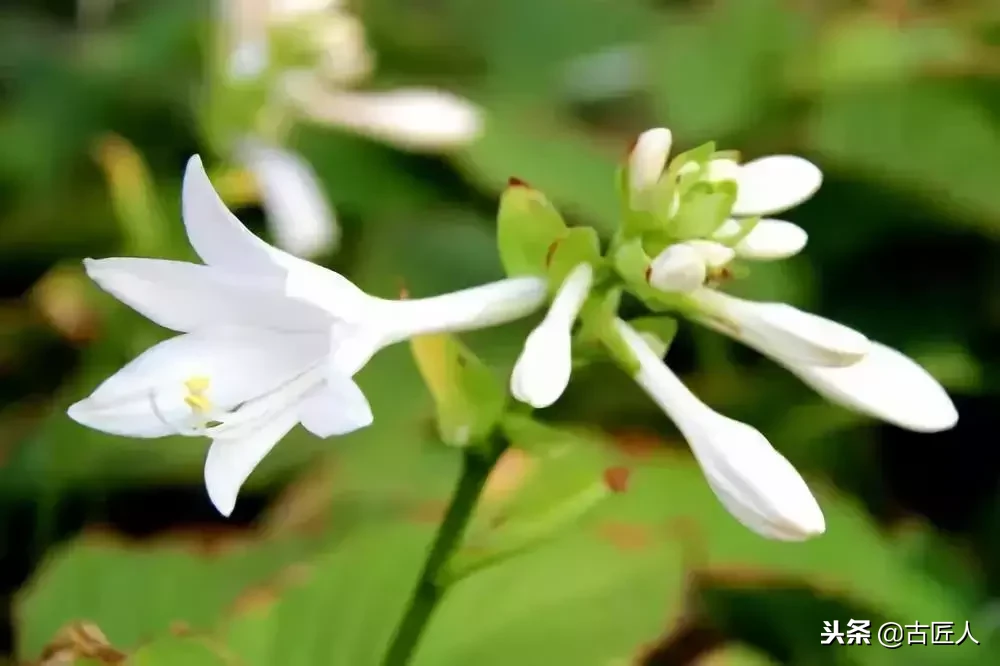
[647,240,735,294]
[690,288,870,368]
[712,218,808,261]
[615,318,825,540]
[708,155,823,218]
[69,156,548,516]
[282,73,483,151]
[687,288,957,431]
[237,142,339,258]
[510,263,594,408]
[627,127,672,209]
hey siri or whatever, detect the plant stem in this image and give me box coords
[381,447,497,666]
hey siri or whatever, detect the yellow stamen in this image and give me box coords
[183,376,212,414]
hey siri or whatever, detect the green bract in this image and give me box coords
[496,181,569,277]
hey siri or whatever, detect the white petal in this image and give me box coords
[83,258,331,333]
[649,244,707,293]
[376,276,549,344]
[690,289,870,367]
[616,319,825,540]
[204,406,300,517]
[510,324,572,409]
[299,364,374,437]
[715,219,808,260]
[731,156,823,217]
[270,0,337,21]
[789,341,958,433]
[67,329,325,438]
[684,240,736,269]
[628,127,672,205]
[284,76,483,151]
[705,158,740,183]
[182,156,285,277]
[547,263,595,324]
[238,143,340,258]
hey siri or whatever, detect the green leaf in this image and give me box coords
[546,226,602,291]
[456,109,619,233]
[808,83,1000,233]
[414,528,685,666]
[410,333,507,447]
[223,524,434,666]
[495,181,569,277]
[16,534,315,659]
[130,636,228,666]
[649,0,801,140]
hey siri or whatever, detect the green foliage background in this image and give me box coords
[1,0,999,664]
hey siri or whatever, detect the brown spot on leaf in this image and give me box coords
[507,176,530,188]
[545,239,561,267]
[409,499,448,524]
[611,430,664,460]
[597,522,653,552]
[38,622,126,665]
[643,265,652,283]
[483,449,535,504]
[603,466,631,494]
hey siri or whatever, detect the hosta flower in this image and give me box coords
[69,156,547,516]
[616,318,825,540]
[625,127,957,434]
[218,0,483,258]
[237,142,339,259]
[510,263,594,408]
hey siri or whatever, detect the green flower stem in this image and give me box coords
[381,444,501,666]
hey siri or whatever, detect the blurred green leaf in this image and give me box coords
[649,0,802,140]
[129,636,228,666]
[809,83,1000,233]
[456,110,620,232]
[16,534,315,659]
[223,523,433,666]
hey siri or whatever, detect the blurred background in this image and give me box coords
[1,0,999,664]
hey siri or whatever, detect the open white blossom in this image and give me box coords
[218,0,482,259]
[616,319,825,540]
[69,156,547,516]
[510,263,594,408]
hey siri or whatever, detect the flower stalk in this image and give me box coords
[381,443,505,666]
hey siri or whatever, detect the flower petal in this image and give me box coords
[283,75,483,151]
[715,219,808,260]
[628,127,672,206]
[510,324,573,409]
[238,142,340,258]
[83,258,331,333]
[616,319,825,540]
[649,244,707,293]
[376,276,549,344]
[690,289,870,367]
[182,155,285,276]
[204,406,300,517]
[299,363,374,437]
[68,329,325,438]
[731,156,823,217]
[789,341,958,433]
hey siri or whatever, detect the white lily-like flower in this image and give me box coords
[510,263,595,408]
[686,287,957,431]
[615,318,825,540]
[237,142,339,258]
[69,156,548,516]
